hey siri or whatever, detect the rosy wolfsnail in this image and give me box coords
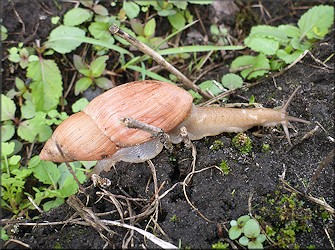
[39,80,309,175]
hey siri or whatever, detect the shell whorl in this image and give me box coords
[39,80,193,162]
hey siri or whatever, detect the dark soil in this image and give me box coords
[1,0,334,249]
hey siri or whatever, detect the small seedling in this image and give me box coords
[229,215,267,249]
[212,241,229,249]
[210,140,225,151]
[232,132,252,154]
[170,214,178,222]
[219,160,230,175]
[130,18,167,49]
[210,24,228,44]
[0,227,9,241]
[73,54,112,95]
[261,143,270,152]
[8,44,38,69]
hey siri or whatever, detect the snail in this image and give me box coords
[39,80,309,175]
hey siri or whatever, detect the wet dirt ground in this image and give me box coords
[1,0,334,249]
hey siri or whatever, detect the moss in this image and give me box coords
[255,186,314,248]
[210,140,225,151]
[219,160,231,175]
[261,143,270,152]
[232,132,252,154]
[212,241,229,249]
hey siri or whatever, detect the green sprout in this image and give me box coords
[212,241,229,249]
[229,215,267,249]
[261,143,270,152]
[210,24,228,45]
[170,214,178,222]
[210,140,225,151]
[219,160,231,175]
[73,55,112,95]
[8,43,38,69]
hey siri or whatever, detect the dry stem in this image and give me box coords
[109,24,212,99]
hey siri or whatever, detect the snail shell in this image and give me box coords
[40,80,193,162]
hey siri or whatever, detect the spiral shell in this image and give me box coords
[39,80,193,162]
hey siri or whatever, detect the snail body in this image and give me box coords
[40,80,309,175]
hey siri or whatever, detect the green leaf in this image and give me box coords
[1,25,8,41]
[230,220,237,227]
[79,68,91,77]
[8,53,21,63]
[127,65,173,83]
[200,80,223,94]
[245,37,279,55]
[73,54,87,71]
[28,155,41,169]
[1,94,16,121]
[1,228,9,241]
[32,161,60,186]
[51,16,60,25]
[248,240,263,249]
[290,38,310,51]
[43,197,64,212]
[90,55,108,77]
[144,18,156,38]
[92,4,109,16]
[21,100,36,119]
[298,5,334,40]
[28,55,39,62]
[64,7,92,26]
[221,73,243,90]
[238,236,249,246]
[229,226,242,240]
[45,25,86,54]
[256,234,266,243]
[75,77,93,95]
[37,124,52,142]
[1,142,15,157]
[79,0,93,8]
[168,12,186,30]
[243,219,261,238]
[276,49,303,64]
[130,19,144,36]
[95,77,112,89]
[1,123,15,142]
[158,45,244,55]
[59,175,78,197]
[15,77,25,91]
[88,22,111,40]
[157,9,176,17]
[27,59,63,111]
[123,1,140,19]
[231,54,270,79]
[17,112,49,142]
[9,155,21,165]
[237,215,250,225]
[170,0,188,10]
[246,25,288,43]
[278,24,301,38]
[72,98,89,113]
[12,168,32,179]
